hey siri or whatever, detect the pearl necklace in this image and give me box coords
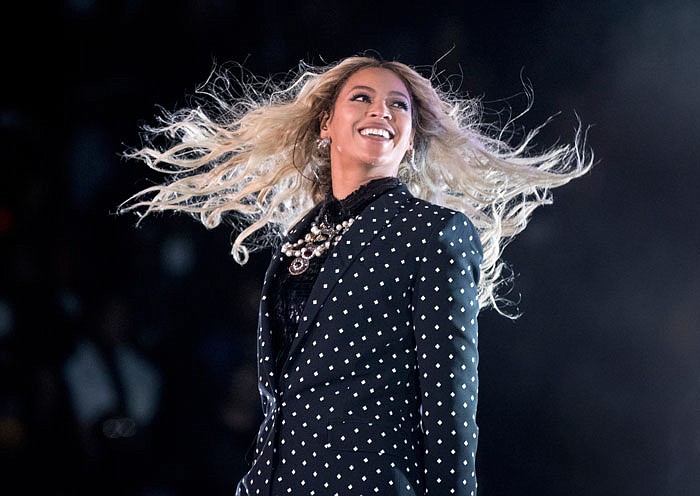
[281,217,355,275]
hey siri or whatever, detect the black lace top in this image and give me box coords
[270,177,401,378]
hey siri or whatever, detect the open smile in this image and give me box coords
[359,127,395,140]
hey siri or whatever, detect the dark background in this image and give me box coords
[2,1,699,495]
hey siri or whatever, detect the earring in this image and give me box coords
[408,149,417,171]
[317,137,330,150]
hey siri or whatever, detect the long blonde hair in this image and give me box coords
[119,55,594,316]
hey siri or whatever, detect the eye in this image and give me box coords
[392,100,410,111]
[350,93,371,103]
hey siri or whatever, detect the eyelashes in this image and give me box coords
[350,93,410,110]
[350,93,371,103]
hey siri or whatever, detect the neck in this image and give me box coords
[330,168,398,200]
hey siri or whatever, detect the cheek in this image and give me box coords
[331,114,354,138]
[401,122,413,144]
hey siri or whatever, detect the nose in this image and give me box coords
[367,101,391,119]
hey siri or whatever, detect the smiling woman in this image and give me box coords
[319,67,414,197]
[119,54,593,496]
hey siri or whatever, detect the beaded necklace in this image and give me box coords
[281,216,355,275]
[280,177,400,276]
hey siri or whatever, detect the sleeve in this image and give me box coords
[411,211,483,495]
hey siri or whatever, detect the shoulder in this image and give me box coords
[404,196,479,236]
[364,184,482,249]
[401,197,483,263]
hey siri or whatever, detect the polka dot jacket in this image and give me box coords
[235,183,483,496]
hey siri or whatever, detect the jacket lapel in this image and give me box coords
[281,184,411,375]
[257,203,323,396]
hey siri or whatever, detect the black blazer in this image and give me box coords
[236,183,483,496]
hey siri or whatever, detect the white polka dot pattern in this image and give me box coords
[235,184,483,496]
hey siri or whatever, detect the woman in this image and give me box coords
[120,55,593,495]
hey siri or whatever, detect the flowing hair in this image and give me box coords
[119,54,594,316]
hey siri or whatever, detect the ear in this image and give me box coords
[319,111,331,139]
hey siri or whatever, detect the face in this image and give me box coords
[320,67,414,179]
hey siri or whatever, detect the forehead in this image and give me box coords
[338,67,410,97]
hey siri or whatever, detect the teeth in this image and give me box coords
[360,128,391,139]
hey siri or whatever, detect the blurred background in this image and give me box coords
[2,0,699,495]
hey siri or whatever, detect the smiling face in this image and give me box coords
[320,67,414,197]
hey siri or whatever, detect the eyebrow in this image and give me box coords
[347,85,411,101]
